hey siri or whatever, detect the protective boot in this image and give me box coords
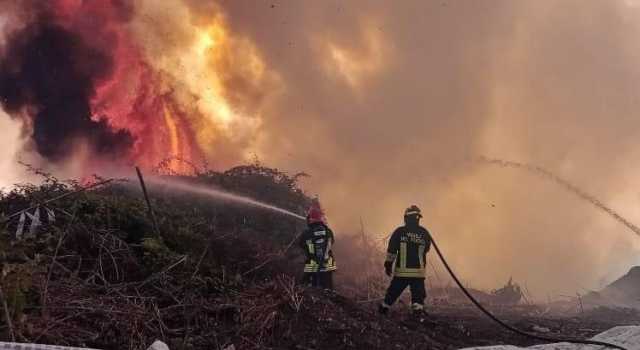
[378,303,390,315]
[410,303,428,323]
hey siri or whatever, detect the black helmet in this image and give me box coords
[404,205,422,218]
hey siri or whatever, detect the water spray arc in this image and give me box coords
[145,177,305,221]
[477,156,640,238]
[137,165,627,349]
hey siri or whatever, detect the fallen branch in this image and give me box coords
[243,232,302,276]
[136,255,187,289]
[135,167,161,237]
[0,284,15,342]
[42,203,79,315]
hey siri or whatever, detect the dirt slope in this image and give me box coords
[1,165,638,349]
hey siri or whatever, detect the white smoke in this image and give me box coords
[218,0,640,299]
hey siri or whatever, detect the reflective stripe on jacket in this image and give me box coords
[385,225,431,278]
[299,223,337,273]
[303,254,337,272]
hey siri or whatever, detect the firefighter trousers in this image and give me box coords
[383,277,426,306]
[303,271,334,290]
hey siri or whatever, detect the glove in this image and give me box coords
[384,261,393,277]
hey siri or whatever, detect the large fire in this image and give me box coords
[4,0,640,300]
[0,0,273,174]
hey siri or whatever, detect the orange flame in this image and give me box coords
[46,0,277,175]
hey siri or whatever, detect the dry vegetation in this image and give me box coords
[0,164,311,349]
[0,164,639,350]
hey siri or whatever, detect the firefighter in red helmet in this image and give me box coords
[298,204,337,289]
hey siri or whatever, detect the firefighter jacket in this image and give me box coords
[386,224,431,278]
[298,222,337,273]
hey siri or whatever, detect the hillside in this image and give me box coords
[0,165,637,350]
[0,165,310,349]
[581,267,640,309]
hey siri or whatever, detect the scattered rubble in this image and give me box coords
[491,278,523,305]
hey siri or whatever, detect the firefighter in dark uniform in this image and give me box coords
[298,206,337,289]
[379,205,432,315]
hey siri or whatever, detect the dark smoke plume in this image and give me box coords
[0,5,132,162]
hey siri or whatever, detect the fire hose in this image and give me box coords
[430,237,628,350]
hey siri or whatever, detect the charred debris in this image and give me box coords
[0,164,638,349]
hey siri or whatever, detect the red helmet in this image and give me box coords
[306,206,325,224]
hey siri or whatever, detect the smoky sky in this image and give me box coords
[1,0,640,298]
[0,2,133,162]
[211,0,640,297]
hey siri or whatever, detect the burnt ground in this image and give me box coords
[3,169,639,350]
[284,289,640,350]
[421,305,640,348]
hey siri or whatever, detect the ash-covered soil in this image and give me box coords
[1,165,638,350]
[281,289,640,350]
